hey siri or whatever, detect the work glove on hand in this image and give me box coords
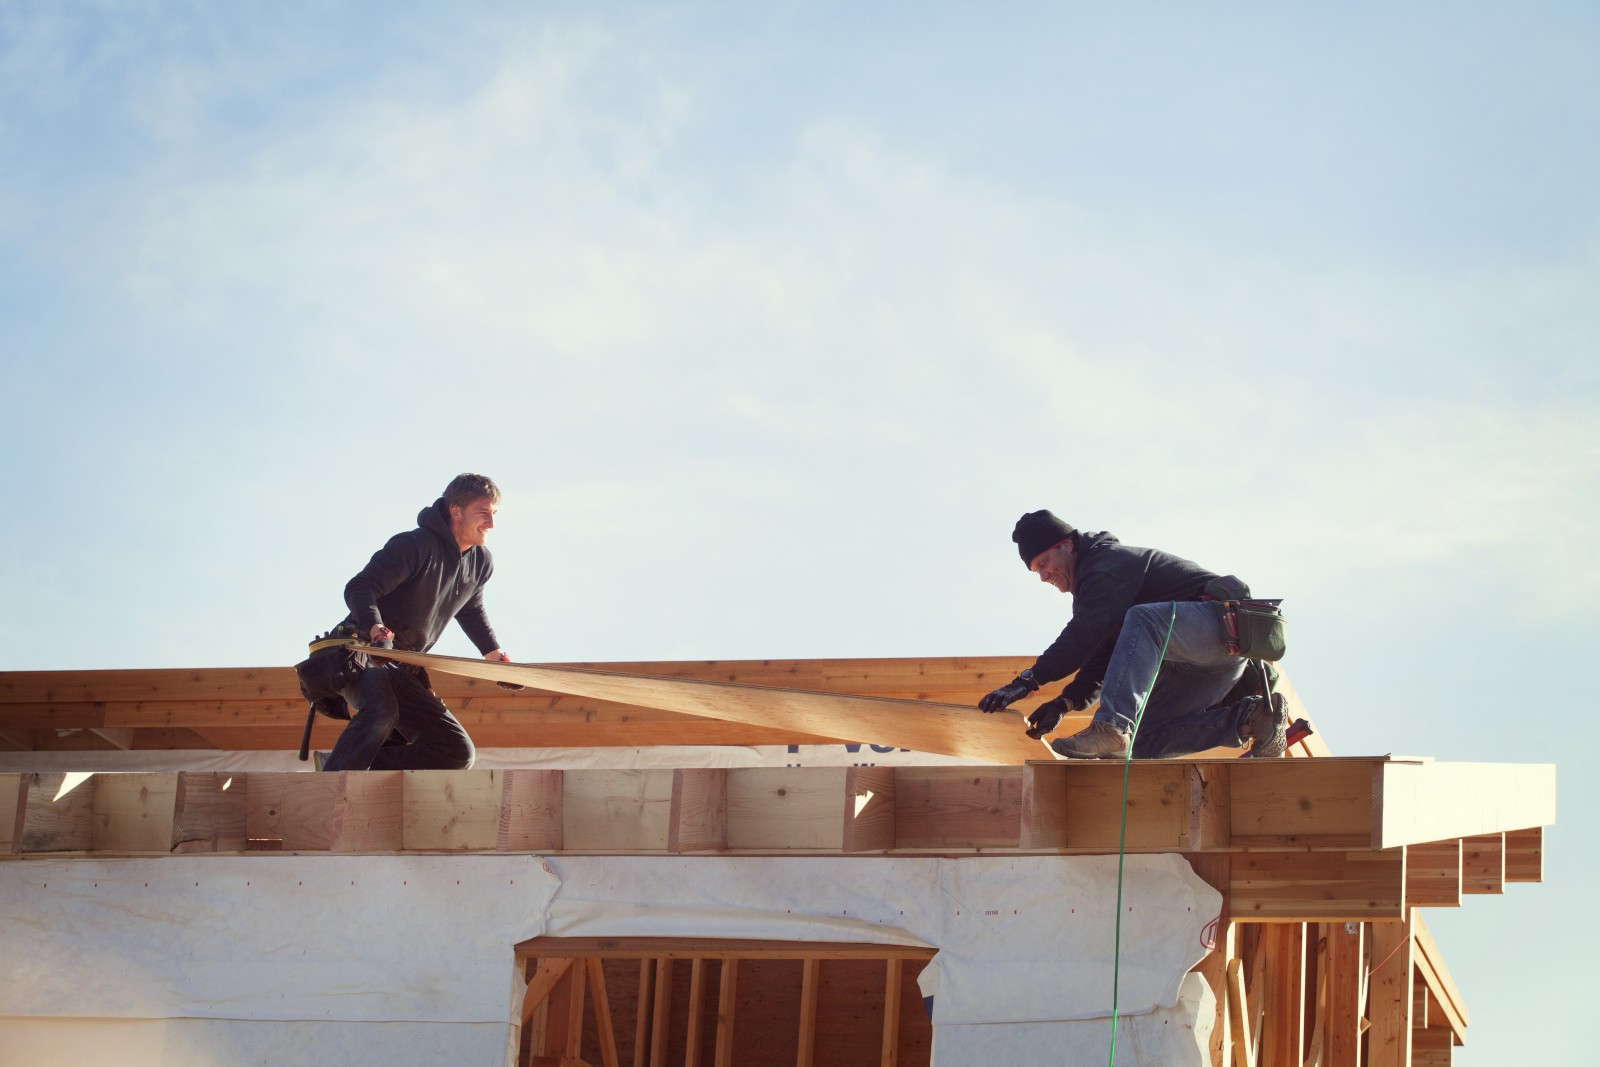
[979,673,1038,713]
[1024,687,1099,738]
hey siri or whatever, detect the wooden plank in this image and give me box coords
[1504,825,1543,882]
[1461,833,1505,895]
[1019,762,1070,849]
[1230,760,1375,842]
[881,958,903,1067]
[514,937,937,961]
[796,957,819,1067]
[501,769,564,851]
[522,958,576,1023]
[92,772,179,851]
[171,772,247,853]
[1,773,23,853]
[332,771,403,851]
[1323,921,1364,1067]
[1057,762,1191,850]
[565,771,673,851]
[844,767,896,853]
[669,768,728,853]
[632,960,653,1067]
[566,958,590,1062]
[336,648,1048,765]
[683,957,707,1067]
[1412,913,1468,1036]
[243,771,402,852]
[20,772,96,852]
[1367,911,1415,1067]
[1406,840,1462,908]
[404,769,501,851]
[586,958,621,1067]
[726,768,847,850]
[1411,1026,1454,1066]
[0,667,303,703]
[1257,923,1305,1067]
[1231,849,1405,922]
[1377,761,1555,848]
[542,956,586,1059]
[893,767,1021,849]
[647,959,672,1067]
[1225,957,1256,1067]
[1188,763,1232,851]
[713,958,738,1067]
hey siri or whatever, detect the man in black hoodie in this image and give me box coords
[320,473,513,771]
[978,510,1286,760]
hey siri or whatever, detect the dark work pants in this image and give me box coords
[322,662,475,771]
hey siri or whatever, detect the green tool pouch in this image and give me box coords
[1217,599,1288,662]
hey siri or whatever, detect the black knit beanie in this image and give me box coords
[1013,510,1076,566]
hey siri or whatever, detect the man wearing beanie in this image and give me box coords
[978,510,1286,759]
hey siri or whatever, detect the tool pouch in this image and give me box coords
[293,625,372,720]
[1217,599,1288,662]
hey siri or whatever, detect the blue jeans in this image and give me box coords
[322,662,475,771]
[1095,601,1250,759]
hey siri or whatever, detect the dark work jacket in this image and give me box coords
[339,498,500,655]
[1031,530,1218,705]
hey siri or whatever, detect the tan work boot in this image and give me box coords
[1241,693,1288,758]
[1050,720,1130,760]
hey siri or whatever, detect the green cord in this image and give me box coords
[1107,600,1177,1066]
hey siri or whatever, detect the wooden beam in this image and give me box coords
[648,959,672,1067]
[243,771,402,852]
[564,771,673,851]
[797,957,820,1067]
[713,959,739,1067]
[892,766,1022,849]
[92,772,179,851]
[332,648,1050,765]
[19,771,96,852]
[1229,760,1376,845]
[500,769,564,851]
[1226,958,1257,1067]
[1231,849,1406,922]
[585,958,621,1067]
[1411,1025,1454,1066]
[1461,833,1505,895]
[1367,910,1415,1067]
[683,958,707,1067]
[1376,762,1555,849]
[1504,825,1543,882]
[726,768,847,850]
[1412,913,1469,1038]
[1323,921,1365,1067]
[171,772,247,853]
[1257,923,1305,1066]
[1,773,25,853]
[514,937,937,961]
[1405,840,1462,908]
[403,769,502,851]
[522,958,576,1024]
[881,958,903,1067]
[1019,761,1069,850]
[844,767,896,853]
[632,960,653,1067]
[669,768,728,853]
[1184,854,1232,1067]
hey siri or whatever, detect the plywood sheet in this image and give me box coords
[359,649,1047,766]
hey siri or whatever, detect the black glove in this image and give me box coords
[1025,689,1096,739]
[979,671,1039,713]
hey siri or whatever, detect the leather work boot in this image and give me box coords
[1241,693,1288,758]
[1050,720,1131,760]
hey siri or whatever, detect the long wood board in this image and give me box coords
[359,648,1054,765]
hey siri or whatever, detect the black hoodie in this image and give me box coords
[340,497,500,655]
[1031,529,1217,704]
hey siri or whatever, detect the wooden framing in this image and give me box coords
[513,937,936,1067]
[0,659,1555,1066]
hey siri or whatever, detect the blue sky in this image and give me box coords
[2,2,1596,1061]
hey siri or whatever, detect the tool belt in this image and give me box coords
[293,624,372,721]
[1216,598,1287,661]
[1202,575,1287,661]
